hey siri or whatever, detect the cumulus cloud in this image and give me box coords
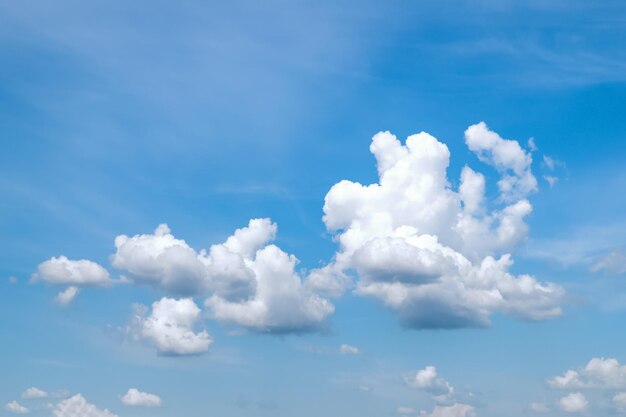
[128,297,212,355]
[418,403,475,417]
[320,123,562,329]
[5,401,28,414]
[591,249,626,275]
[120,388,162,407]
[613,392,626,410]
[54,287,79,305]
[549,357,626,389]
[339,344,360,355]
[21,387,48,399]
[32,256,111,286]
[558,392,587,413]
[52,394,117,417]
[405,366,453,400]
[112,219,333,333]
[398,406,415,415]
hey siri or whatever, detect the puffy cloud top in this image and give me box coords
[121,388,162,407]
[549,357,626,389]
[52,394,117,417]
[130,297,212,356]
[319,123,562,329]
[21,387,48,399]
[32,256,111,286]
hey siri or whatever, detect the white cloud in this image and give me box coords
[8,276,18,284]
[120,388,162,407]
[52,394,117,417]
[549,357,626,389]
[5,401,28,414]
[558,392,587,413]
[129,297,212,356]
[205,243,334,333]
[591,249,626,275]
[112,219,334,333]
[339,344,359,355]
[543,175,558,188]
[529,402,549,413]
[21,387,48,399]
[320,123,562,329]
[405,366,453,400]
[32,256,111,286]
[418,403,475,417]
[613,392,626,410]
[54,287,79,305]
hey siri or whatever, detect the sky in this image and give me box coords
[1,1,626,416]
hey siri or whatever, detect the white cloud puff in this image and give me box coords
[54,287,79,305]
[205,243,334,333]
[21,387,48,399]
[558,392,587,413]
[549,357,626,389]
[529,402,550,413]
[120,388,162,407]
[113,219,333,333]
[613,392,626,410]
[405,366,453,399]
[32,256,111,286]
[52,394,117,417]
[591,249,626,275]
[418,403,475,417]
[5,401,28,414]
[129,297,212,356]
[339,344,360,355]
[319,123,562,329]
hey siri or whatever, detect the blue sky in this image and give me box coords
[1,1,626,416]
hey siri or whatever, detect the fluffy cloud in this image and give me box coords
[205,243,334,333]
[129,297,212,355]
[398,406,415,415]
[320,123,562,329]
[613,392,626,410]
[54,287,79,305]
[339,344,359,355]
[120,388,162,407]
[113,219,333,333]
[591,249,626,275]
[418,403,475,417]
[405,366,453,400]
[32,256,111,286]
[5,401,28,414]
[549,357,626,389]
[558,392,587,413]
[21,387,48,399]
[52,394,117,417]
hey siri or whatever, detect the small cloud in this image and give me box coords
[121,388,162,407]
[528,137,538,152]
[22,387,48,399]
[339,344,360,355]
[54,287,79,306]
[8,276,18,284]
[543,175,558,188]
[5,401,29,414]
[591,249,626,275]
[558,392,587,413]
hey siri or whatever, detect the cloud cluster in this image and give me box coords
[405,366,453,402]
[548,357,626,413]
[52,394,117,417]
[418,403,476,417]
[320,123,562,328]
[21,387,48,399]
[120,388,162,407]
[558,392,587,413]
[5,401,28,414]
[129,297,212,356]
